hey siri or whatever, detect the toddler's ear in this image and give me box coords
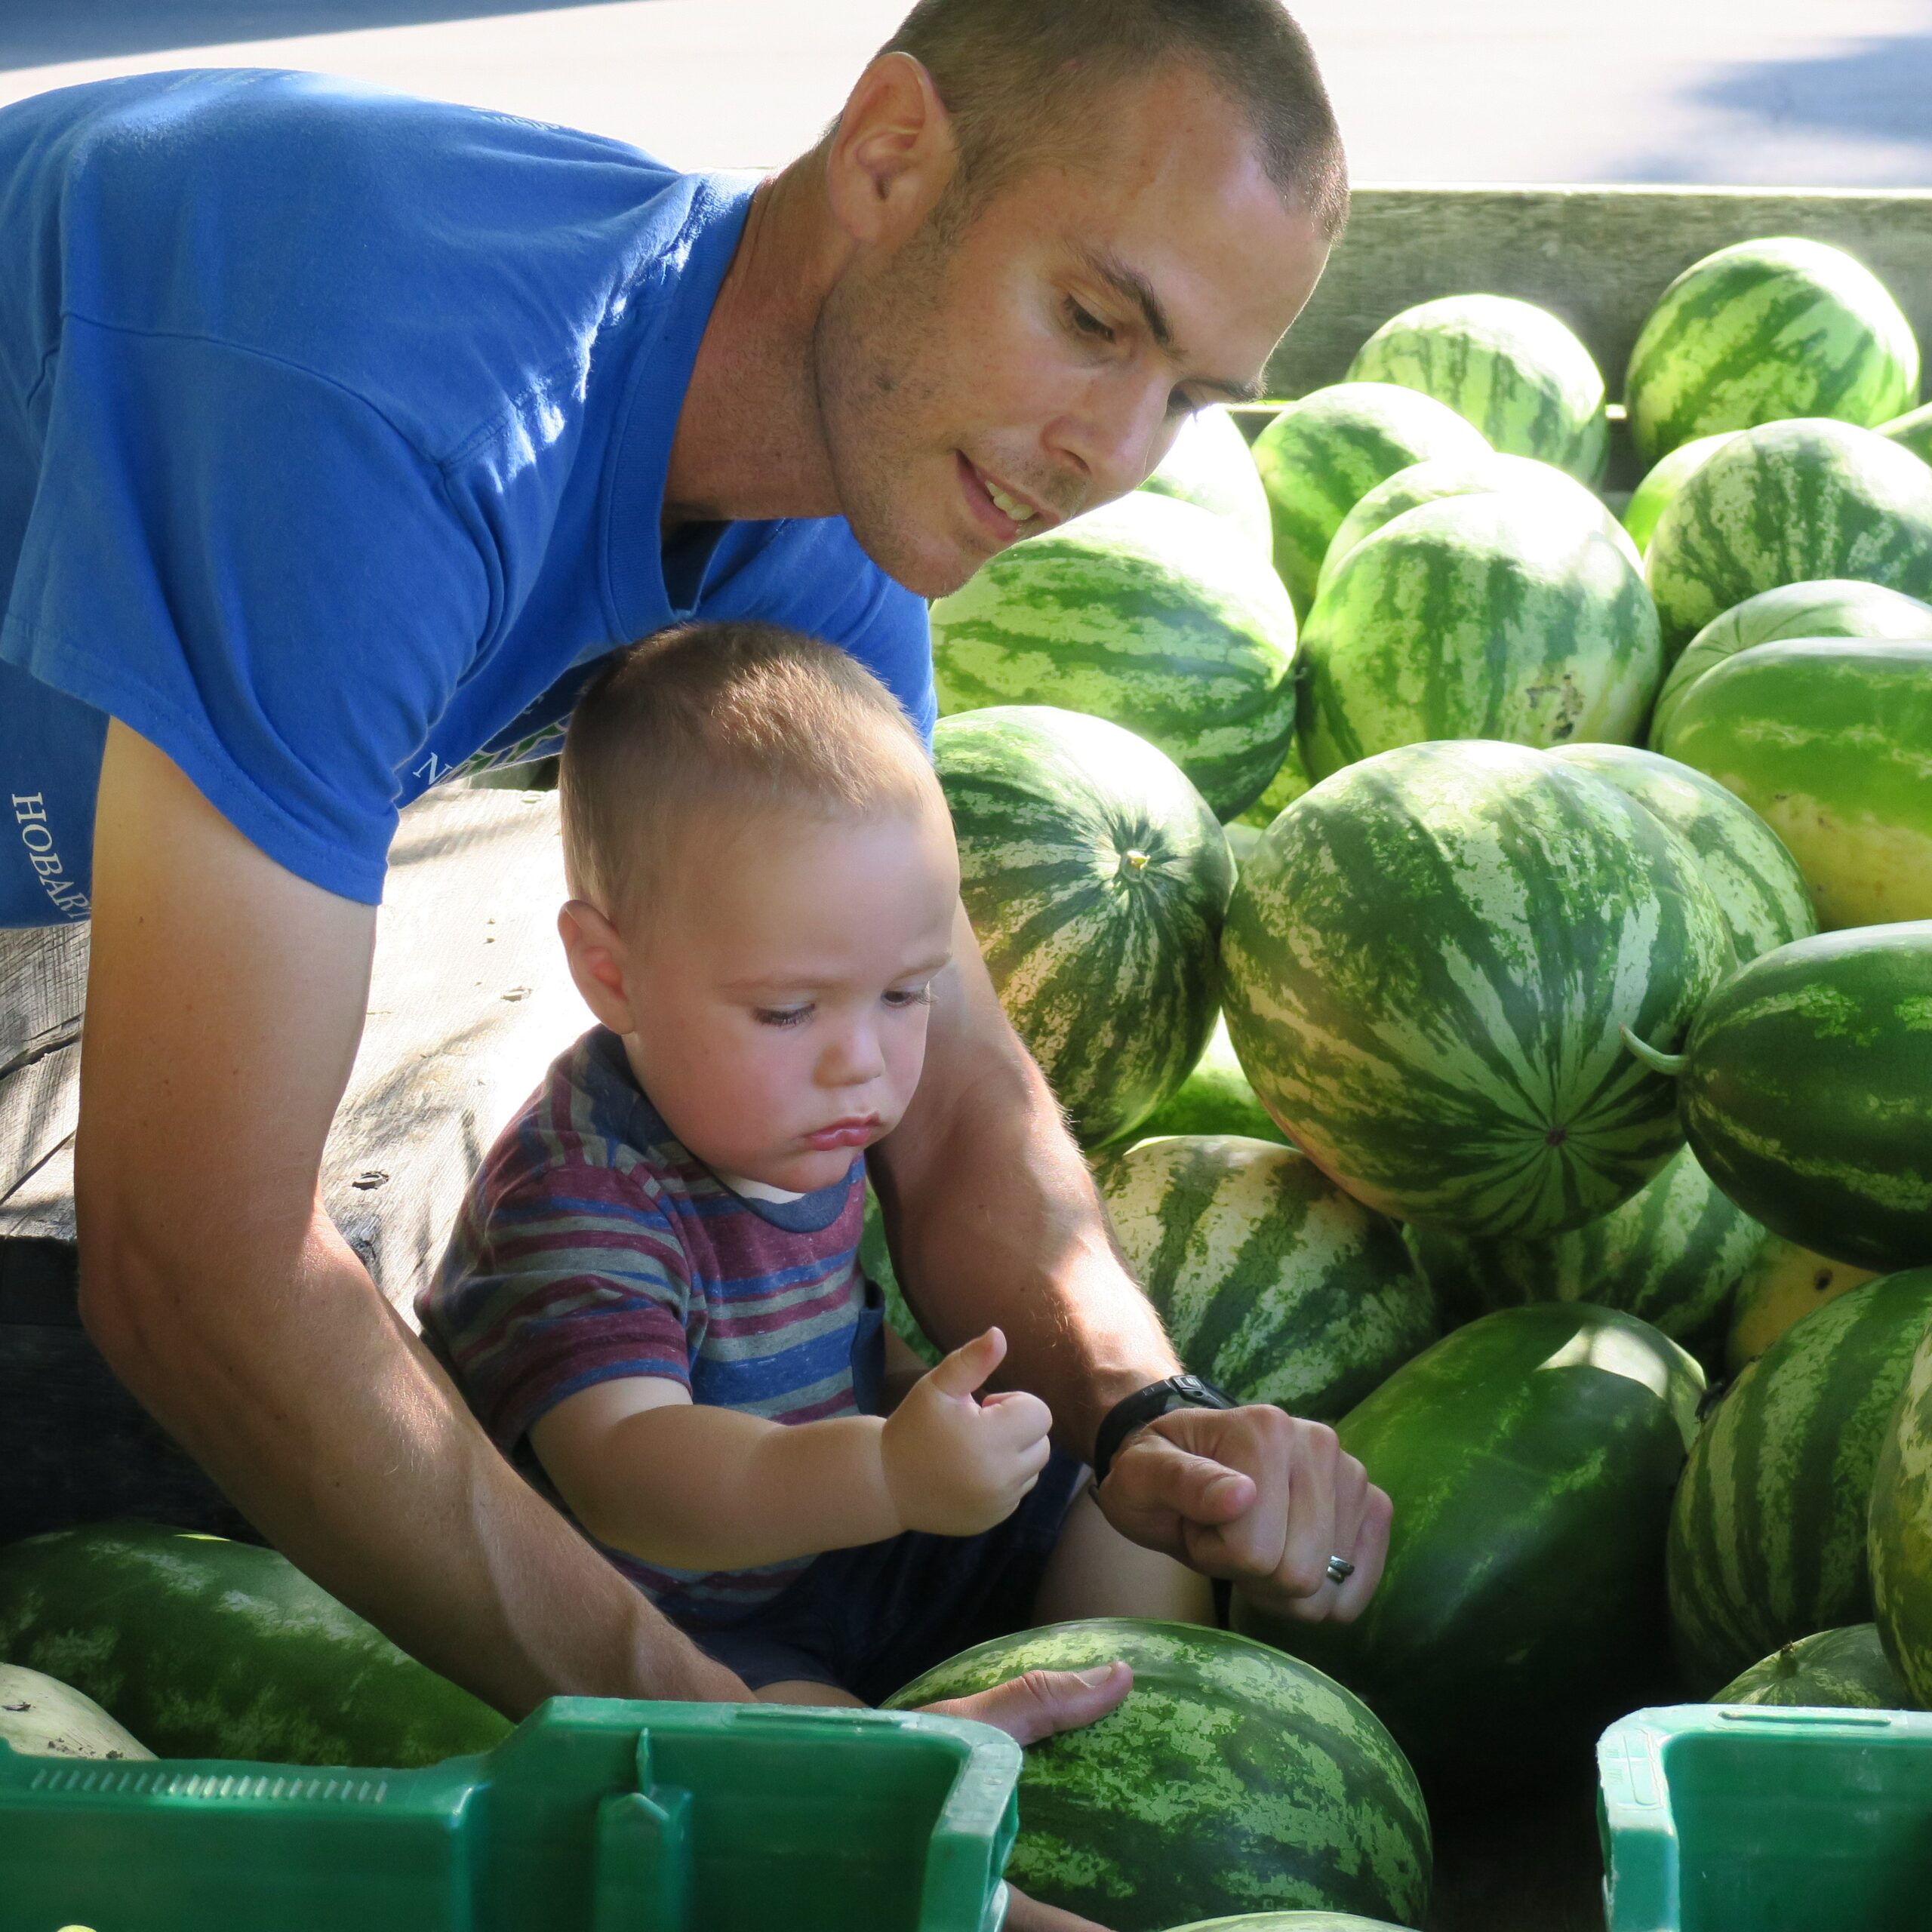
[558,898,636,1033]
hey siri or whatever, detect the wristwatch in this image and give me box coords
[1091,1373,1240,1490]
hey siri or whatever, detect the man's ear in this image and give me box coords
[558,898,636,1035]
[824,51,959,249]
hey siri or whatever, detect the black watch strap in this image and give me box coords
[1091,1374,1238,1489]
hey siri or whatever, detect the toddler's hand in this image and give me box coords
[881,1327,1054,1536]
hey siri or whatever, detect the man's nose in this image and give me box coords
[1056,374,1174,503]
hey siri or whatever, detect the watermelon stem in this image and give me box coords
[1620,1024,1687,1078]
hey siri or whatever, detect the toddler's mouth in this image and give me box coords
[803,1115,883,1150]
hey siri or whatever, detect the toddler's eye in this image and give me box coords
[755,1005,811,1028]
[884,985,936,1010]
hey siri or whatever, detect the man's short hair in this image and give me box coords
[560,621,939,927]
[878,0,1347,238]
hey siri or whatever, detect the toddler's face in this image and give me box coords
[592,798,961,1194]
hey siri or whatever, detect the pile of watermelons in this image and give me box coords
[5,237,1932,1932]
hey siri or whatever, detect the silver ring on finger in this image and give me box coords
[1324,1554,1355,1585]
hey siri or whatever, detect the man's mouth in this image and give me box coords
[958,453,1050,540]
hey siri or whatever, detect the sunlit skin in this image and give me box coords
[558,791,961,1195]
[666,52,1331,597]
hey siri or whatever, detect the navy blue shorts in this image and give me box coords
[684,1449,1088,1705]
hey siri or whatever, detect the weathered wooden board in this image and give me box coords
[0,780,584,1542]
[1266,184,1932,407]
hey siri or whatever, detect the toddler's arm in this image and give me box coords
[529,1327,1053,1574]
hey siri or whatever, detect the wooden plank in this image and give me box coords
[1267,184,1932,405]
[0,924,87,1067]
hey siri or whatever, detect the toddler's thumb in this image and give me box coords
[925,1325,1006,1398]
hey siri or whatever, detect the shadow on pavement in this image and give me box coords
[0,0,648,71]
[1608,29,1932,183]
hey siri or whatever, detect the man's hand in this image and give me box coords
[1095,1404,1391,1623]
[881,1327,1054,1535]
[914,1660,1134,1932]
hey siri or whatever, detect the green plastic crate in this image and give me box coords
[1599,1703,1932,1932]
[0,1697,1020,1932]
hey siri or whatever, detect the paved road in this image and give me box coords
[2,0,1930,184]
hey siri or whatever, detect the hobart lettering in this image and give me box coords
[11,794,90,921]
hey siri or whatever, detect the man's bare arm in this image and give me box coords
[867,900,1180,1460]
[74,721,746,1717]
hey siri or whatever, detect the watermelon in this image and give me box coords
[1235,1305,1702,1775]
[882,1619,1432,1931]
[1142,404,1273,555]
[1654,638,1932,929]
[859,1184,942,1367]
[1237,735,1314,832]
[1869,1305,1932,1703]
[1344,294,1609,485]
[1624,923,1932,1272]
[1624,238,1920,466]
[937,706,1232,1148]
[1712,1625,1911,1710]
[1221,741,1734,1239]
[1402,1143,1761,1349]
[1164,1919,1415,1932]
[1623,432,1743,555]
[0,1521,510,1767]
[1319,451,1641,592]
[1545,743,1815,963]
[1880,398,1932,462]
[1649,577,1932,748]
[1666,1268,1932,1693]
[1297,493,1661,783]
[1093,1134,1438,1417]
[1250,383,1490,618]
[1725,1239,1881,1376]
[930,491,1298,820]
[1644,417,1932,653]
[0,1663,153,1761]
[1118,1014,1289,1148]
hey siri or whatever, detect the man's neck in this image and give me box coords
[661,155,848,533]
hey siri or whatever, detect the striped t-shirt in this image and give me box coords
[417,1025,881,1625]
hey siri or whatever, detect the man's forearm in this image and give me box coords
[78,1203,742,1718]
[870,906,1179,1459]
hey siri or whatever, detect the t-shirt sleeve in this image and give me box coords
[0,318,496,903]
[421,1161,697,1455]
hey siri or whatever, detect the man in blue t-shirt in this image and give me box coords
[0,0,1381,1844]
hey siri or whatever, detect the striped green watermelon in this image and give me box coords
[1623,432,1743,555]
[0,1521,510,1767]
[0,1663,154,1761]
[1118,1014,1289,1147]
[1712,1625,1910,1710]
[1141,404,1273,555]
[1725,1240,1881,1376]
[1654,638,1932,928]
[1250,383,1490,618]
[1624,239,1920,467]
[1649,577,1932,747]
[1297,493,1661,782]
[1545,743,1816,962]
[1237,736,1315,832]
[936,706,1232,1148]
[1402,1143,1761,1349]
[1666,1268,1932,1692]
[1644,417,1932,653]
[1093,1134,1438,1417]
[1345,294,1609,485]
[1164,1918,1416,1931]
[1624,924,1932,1272]
[1222,741,1734,1239]
[860,1184,941,1367]
[930,491,1298,820]
[1319,451,1640,593]
[883,1619,1432,1930]
[1880,398,1932,462]
[1869,1300,1932,1703]
[1235,1305,1702,1774]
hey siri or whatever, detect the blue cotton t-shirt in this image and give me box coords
[0,69,934,928]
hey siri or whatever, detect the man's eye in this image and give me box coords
[1168,389,1203,417]
[1066,298,1114,342]
[755,1006,811,1029]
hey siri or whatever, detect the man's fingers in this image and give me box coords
[1330,1480,1392,1620]
[1109,1429,1254,1524]
[1275,1424,1341,1600]
[1004,1883,1118,1932]
[915,1660,1133,1748]
[924,1324,1006,1398]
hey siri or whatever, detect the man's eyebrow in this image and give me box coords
[1075,244,1266,404]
